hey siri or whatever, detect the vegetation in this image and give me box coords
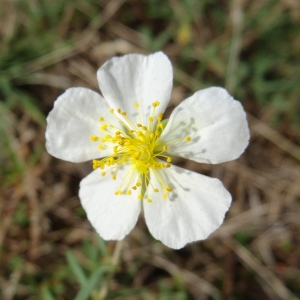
[0,0,299,299]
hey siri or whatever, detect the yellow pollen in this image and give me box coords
[117,108,122,113]
[100,117,105,121]
[147,199,152,203]
[166,163,171,168]
[110,108,114,113]
[163,193,167,199]
[90,136,98,141]
[98,145,104,150]
[112,175,116,180]
[134,103,139,108]
[152,101,160,107]
[126,190,131,195]
[158,113,163,121]
[154,189,159,192]
[122,112,126,116]
[149,117,154,122]
[163,145,167,151]
[185,136,191,141]
[166,186,172,192]
[100,124,107,131]
[101,172,106,176]
[138,194,142,200]
[167,157,172,162]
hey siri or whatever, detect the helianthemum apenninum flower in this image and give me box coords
[46,52,249,249]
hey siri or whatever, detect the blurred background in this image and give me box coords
[1,0,300,299]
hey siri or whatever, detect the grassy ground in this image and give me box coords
[1,0,300,299]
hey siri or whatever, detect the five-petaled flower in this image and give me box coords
[46,52,249,249]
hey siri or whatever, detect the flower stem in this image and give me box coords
[97,240,124,299]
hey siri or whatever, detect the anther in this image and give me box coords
[163,145,167,151]
[138,194,143,200]
[185,136,191,141]
[126,190,131,195]
[90,136,98,141]
[158,113,163,121]
[99,117,105,121]
[147,199,152,203]
[112,175,116,180]
[109,108,114,113]
[149,117,154,122]
[163,193,167,199]
[154,188,159,192]
[166,187,172,192]
[167,157,172,162]
[100,124,107,131]
[122,112,126,116]
[134,103,139,108]
[101,172,106,176]
[117,108,122,113]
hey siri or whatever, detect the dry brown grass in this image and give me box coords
[1,0,300,299]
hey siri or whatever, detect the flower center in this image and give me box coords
[90,101,190,202]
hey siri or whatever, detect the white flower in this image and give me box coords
[46,52,249,249]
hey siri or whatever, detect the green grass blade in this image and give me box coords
[41,285,56,300]
[65,250,87,286]
[74,266,108,300]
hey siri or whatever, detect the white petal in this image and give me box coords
[97,52,173,125]
[144,163,231,249]
[79,165,141,240]
[160,87,250,164]
[46,87,122,163]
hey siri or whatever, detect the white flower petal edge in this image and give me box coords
[144,163,231,249]
[160,87,250,164]
[97,52,173,125]
[79,164,141,240]
[46,87,120,163]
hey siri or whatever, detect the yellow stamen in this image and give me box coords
[91,101,189,201]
